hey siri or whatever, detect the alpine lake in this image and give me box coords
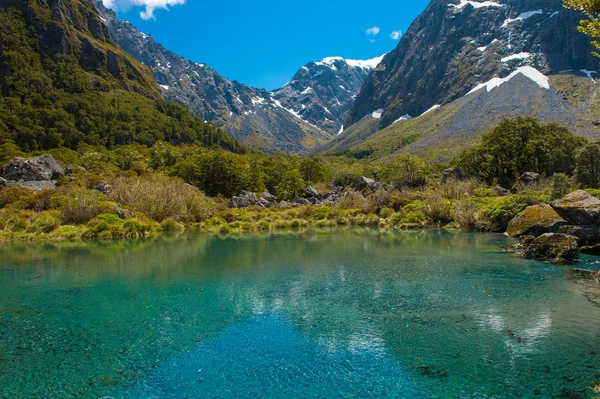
[1,230,600,398]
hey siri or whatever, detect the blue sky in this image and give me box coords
[104,0,431,90]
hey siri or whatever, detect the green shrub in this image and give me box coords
[422,192,452,224]
[551,173,577,200]
[28,213,61,234]
[313,205,333,220]
[110,174,214,223]
[484,191,550,231]
[161,218,185,233]
[62,186,107,225]
[453,203,488,231]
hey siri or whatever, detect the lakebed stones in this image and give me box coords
[524,233,580,261]
[550,190,600,225]
[507,204,567,237]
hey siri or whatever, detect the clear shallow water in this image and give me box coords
[0,230,599,399]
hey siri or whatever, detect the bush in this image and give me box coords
[422,192,452,224]
[437,178,485,200]
[551,173,577,200]
[161,218,185,233]
[109,174,214,222]
[62,186,107,225]
[484,191,549,231]
[84,214,154,240]
[335,191,368,210]
[453,203,488,231]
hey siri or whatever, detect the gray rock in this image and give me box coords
[558,225,600,246]
[261,191,277,202]
[111,205,133,219]
[443,167,462,181]
[355,176,376,191]
[514,172,541,189]
[66,164,86,175]
[6,180,57,191]
[1,154,65,182]
[0,177,6,187]
[551,190,600,225]
[524,233,580,261]
[292,197,311,206]
[303,186,319,198]
[97,182,112,194]
[493,185,511,197]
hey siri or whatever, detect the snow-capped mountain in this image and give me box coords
[345,0,600,130]
[271,56,384,135]
[95,1,380,153]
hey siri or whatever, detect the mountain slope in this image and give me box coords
[94,1,381,153]
[345,0,600,134]
[0,0,243,153]
[324,72,600,161]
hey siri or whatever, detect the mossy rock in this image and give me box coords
[524,233,579,261]
[507,204,567,237]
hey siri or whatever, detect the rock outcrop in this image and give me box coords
[507,204,567,237]
[0,155,65,190]
[551,190,600,225]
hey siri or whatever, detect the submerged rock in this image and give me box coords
[524,233,579,261]
[551,190,600,225]
[1,154,64,182]
[507,204,567,237]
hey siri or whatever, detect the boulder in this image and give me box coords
[517,172,541,186]
[0,177,6,187]
[228,191,266,208]
[506,204,567,237]
[66,163,86,175]
[550,190,600,225]
[443,166,462,181]
[292,197,311,206]
[111,205,133,219]
[1,154,65,182]
[303,186,319,198]
[524,233,579,261]
[261,191,277,202]
[354,176,376,192]
[96,182,112,194]
[493,185,511,197]
[6,180,57,191]
[557,225,600,246]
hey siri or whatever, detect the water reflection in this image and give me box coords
[0,231,599,398]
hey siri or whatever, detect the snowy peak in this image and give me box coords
[314,55,385,71]
[271,54,387,134]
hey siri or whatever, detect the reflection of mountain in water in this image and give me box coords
[1,231,599,398]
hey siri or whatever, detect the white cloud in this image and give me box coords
[366,26,381,36]
[102,0,186,20]
[390,30,402,40]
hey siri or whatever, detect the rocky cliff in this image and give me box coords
[345,0,600,130]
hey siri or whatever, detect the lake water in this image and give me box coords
[1,230,599,398]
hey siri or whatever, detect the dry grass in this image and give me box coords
[110,174,215,222]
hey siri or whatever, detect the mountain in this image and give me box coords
[94,1,381,153]
[271,56,384,135]
[0,0,243,153]
[334,0,600,160]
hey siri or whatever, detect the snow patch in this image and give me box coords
[338,125,344,135]
[251,97,266,106]
[392,114,412,124]
[477,38,499,52]
[502,10,543,27]
[501,52,533,63]
[449,1,504,11]
[372,109,384,119]
[421,105,441,116]
[314,55,385,71]
[467,66,550,95]
[235,96,243,104]
[581,69,598,83]
[301,87,313,95]
[324,107,332,115]
[159,85,169,91]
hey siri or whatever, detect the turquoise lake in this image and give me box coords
[1,230,600,398]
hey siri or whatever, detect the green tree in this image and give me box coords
[276,169,305,200]
[379,153,431,186]
[458,117,586,186]
[576,143,600,188]
[564,0,600,58]
[299,157,327,184]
